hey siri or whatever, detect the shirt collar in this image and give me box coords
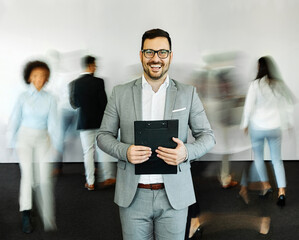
[141,74,170,90]
[80,72,92,75]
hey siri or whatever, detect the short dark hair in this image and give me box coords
[23,60,50,84]
[141,29,172,50]
[82,55,96,68]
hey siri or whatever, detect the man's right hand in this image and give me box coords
[127,145,152,164]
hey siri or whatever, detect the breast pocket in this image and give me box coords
[171,107,187,117]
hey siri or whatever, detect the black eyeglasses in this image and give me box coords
[142,49,171,59]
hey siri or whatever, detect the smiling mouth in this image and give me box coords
[150,64,162,72]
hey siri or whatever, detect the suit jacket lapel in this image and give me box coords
[133,78,142,121]
[164,79,177,120]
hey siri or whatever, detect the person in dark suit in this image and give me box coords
[69,55,116,190]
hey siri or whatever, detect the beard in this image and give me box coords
[142,60,169,81]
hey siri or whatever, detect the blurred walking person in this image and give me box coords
[241,56,295,207]
[7,60,60,233]
[69,55,116,191]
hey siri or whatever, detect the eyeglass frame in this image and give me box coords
[141,49,172,59]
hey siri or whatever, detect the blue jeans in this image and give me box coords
[250,127,286,188]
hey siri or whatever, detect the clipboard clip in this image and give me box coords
[146,121,168,129]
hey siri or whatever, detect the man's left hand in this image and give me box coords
[156,137,187,166]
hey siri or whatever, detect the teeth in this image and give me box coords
[151,65,161,68]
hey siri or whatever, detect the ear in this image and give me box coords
[169,51,173,64]
[139,51,143,62]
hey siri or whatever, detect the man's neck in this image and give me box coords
[144,74,167,93]
[84,66,95,74]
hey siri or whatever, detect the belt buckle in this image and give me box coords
[150,183,161,190]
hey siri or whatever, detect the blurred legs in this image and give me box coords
[17,127,56,231]
[80,130,97,185]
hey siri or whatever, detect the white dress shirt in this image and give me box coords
[138,74,170,184]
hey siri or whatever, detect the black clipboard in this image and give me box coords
[134,120,178,174]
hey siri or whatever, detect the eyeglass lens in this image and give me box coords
[143,50,170,59]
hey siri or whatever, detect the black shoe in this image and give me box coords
[259,188,273,198]
[277,195,286,208]
[22,210,33,234]
[189,226,203,240]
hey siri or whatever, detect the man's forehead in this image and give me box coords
[143,37,170,49]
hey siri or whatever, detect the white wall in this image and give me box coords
[0,0,298,162]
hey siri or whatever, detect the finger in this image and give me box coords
[131,157,150,164]
[156,149,176,161]
[133,145,151,151]
[172,137,183,146]
[131,150,152,156]
[157,147,176,154]
[164,157,185,166]
[162,158,179,166]
[130,155,150,163]
[129,154,151,163]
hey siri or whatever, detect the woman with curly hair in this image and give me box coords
[7,60,60,233]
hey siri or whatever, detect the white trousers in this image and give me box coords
[16,127,55,230]
[80,129,116,184]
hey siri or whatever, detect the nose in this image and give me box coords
[151,52,161,62]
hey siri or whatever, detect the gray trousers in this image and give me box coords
[119,188,188,240]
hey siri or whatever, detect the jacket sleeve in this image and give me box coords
[97,86,130,161]
[68,80,78,109]
[101,79,108,107]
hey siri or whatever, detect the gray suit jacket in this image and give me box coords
[97,78,215,210]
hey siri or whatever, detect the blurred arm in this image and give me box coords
[6,95,23,148]
[68,81,78,109]
[240,82,256,130]
[185,87,216,161]
[48,96,63,153]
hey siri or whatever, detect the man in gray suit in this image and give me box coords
[97,29,215,240]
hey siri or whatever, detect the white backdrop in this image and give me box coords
[0,0,298,162]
